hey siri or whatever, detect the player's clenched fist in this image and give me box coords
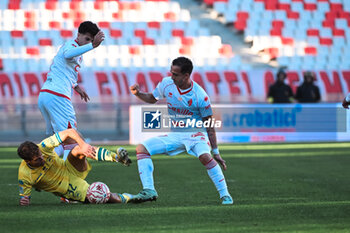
[130,84,140,96]
[92,31,105,48]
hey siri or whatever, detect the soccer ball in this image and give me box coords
[86,182,111,204]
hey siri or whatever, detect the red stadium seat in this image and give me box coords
[319,38,333,46]
[94,1,104,10]
[281,37,294,46]
[304,47,317,55]
[98,21,110,29]
[24,21,36,29]
[39,39,52,46]
[164,12,177,21]
[60,30,73,38]
[304,3,317,11]
[235,21,247,31]
[49,21,61,29]
[270,28,282,36]
[134,30,146,38]
[325,12,338,20]
[148,22,161,29]
[333,29,345,36]
[237,11,249,20]
[181,37,193,46]
[26,47,40,56]
[287,11,299,19]
[322,20,335,28]
[172,29,184,37]
[142,38,155,45]
[330,3,343,12]
[45,1,57,10]
[278,3,290,11]
[110,30,122,38]
[70,2,81,10]
[11,30,23,38]
[307,29,319,36]
[129,46,140,55]
[272,20,284,28]
[8,0,20,10]
[112,12,122,20]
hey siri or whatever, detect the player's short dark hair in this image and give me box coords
[277,68,287,79]
[172,57,193,75]
[78,21,100,37]
[304,71,315,79]
[17,141,39,161]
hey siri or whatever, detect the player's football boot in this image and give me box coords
[116,147,132,166]
[118,193,134,203]
[129,189,158,203]
[221,195,234,205]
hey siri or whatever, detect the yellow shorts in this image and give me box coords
[62,159,92,202]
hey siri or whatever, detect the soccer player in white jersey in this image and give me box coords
[129,57,233,204]
[38,21,105,159]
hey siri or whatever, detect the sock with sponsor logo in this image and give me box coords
[206,160,230,198]
[95,147,118,162]
[137,153,155,190]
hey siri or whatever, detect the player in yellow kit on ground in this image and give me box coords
[17,128,132,206]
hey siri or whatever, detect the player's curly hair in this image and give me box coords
[172,57,193,75]
[17,141,39,161]
[78,21,100,37]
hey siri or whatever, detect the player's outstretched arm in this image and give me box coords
[203,116,227,171]
[130,84,158,104]
[74,85,90,102]
[58,129,95,159]
[63,31,104,59]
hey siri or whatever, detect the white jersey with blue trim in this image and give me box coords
[152,77,213,122]
[41,40,85,99]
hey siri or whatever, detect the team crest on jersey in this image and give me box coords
[168,92,173,98]
[204,96,209,101]
[188,99,193,106]
[143,110,161,129]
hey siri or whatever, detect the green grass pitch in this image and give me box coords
[0,143,349,233]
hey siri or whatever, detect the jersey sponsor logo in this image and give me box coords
[167,103,193,116]
[191,132,205,138]
[143,110,161,129]
[168,92,173,98]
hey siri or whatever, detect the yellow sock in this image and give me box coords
[96,147,117,162]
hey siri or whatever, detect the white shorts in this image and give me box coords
[142,132,211,157]
[38,92,77,134]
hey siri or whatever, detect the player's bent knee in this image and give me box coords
[136,144,151,160]
[199,153,217,169]
[136,144,149,154]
